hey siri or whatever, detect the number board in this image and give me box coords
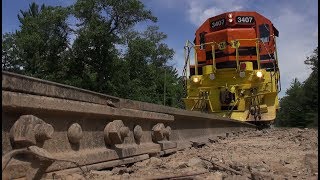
[236,16,255,24]
[211,19,225,29]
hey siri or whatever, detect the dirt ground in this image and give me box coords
[61,128,318,180]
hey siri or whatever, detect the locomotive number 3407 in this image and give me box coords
[236,16,255,23]
[211,19,225,28]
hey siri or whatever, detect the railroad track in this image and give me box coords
[2,71,255,179]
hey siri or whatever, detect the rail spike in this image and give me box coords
[104,120,130,145]
[152,123,171,142]
[67,123,83,144]
[9,115,54,147]
[133,125,143,142]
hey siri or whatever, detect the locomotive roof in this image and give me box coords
[196,11,277,35]
[208,11,271,22]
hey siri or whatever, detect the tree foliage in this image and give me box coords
[2,0,185,108]
[14,2,71,82]
[114,26,184,107]
[2,33,22,72]
[66,0,157,92]
[276,47,318,127]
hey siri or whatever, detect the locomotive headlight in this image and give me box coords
[256,71,263,78]
[228,18,233,23]
[228,13,233,18]
[193,77,200,83]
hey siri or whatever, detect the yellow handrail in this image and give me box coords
[273,36,279,67]
[194,46,198,75]
[186,36,279,73]
[211,44,216,73]
[183,40,194,78]
[183,41,188,76]
[230,40,240,71]
[193,38,258,47]
[255,40,261,70]
[235,46,239,71]
[233,38,259,41]
[193,41,215,47]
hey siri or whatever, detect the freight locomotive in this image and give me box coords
[183,11,281,126]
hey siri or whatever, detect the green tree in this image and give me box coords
[276,78,307,127]
[276,47,318,127]
[116,26,184,107]
[2,1,185,108]
[302,47,318,126]
[162,68,185,108]
[67,0,157,93]
[14,2,71,82]
[2,33,22,73]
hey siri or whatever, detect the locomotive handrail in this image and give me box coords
[183,40,193,94]
[272,35,281,93]
[185,35,279,76]
[193,38,262,72]
[255,40,261,70]
[211,44,216,73]
[193,36,280,48]
[193,41,215,47]
[183,40,193,78]
[235,43,240,71]
[192,38,259,48]
[194,46,198,75]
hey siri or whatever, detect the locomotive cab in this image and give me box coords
[183,11,281,125]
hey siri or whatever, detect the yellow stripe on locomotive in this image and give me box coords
[182,11,281,125]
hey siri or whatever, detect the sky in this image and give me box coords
[2,0,318,98]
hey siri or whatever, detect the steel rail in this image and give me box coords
[2,72,255,179]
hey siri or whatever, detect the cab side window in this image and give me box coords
[259,24,270,43]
